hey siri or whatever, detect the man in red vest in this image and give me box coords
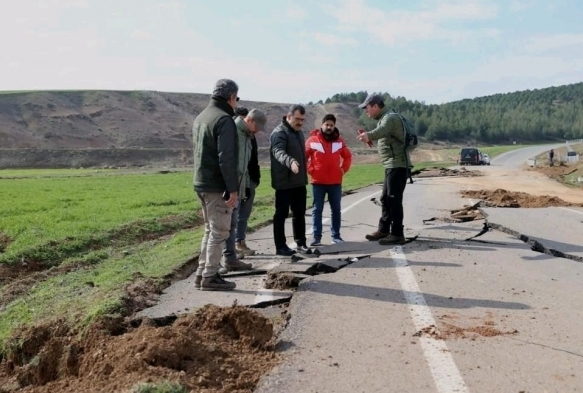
[305,114,352,246]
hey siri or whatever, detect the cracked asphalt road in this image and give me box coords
[139,146,583,392]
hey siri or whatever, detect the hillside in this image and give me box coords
[2,83,582,168]
[0,91,362,151]
[324,82,583,143]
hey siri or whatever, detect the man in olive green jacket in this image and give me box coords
[192,78,240,291]
[221,109,267,272]
[357,94,409,245]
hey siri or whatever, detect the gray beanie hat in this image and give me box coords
[212,78,239,100]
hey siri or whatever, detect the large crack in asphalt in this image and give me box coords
[485,221,583,263]
[475,208,583,263]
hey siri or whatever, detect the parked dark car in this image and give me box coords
[459,148,482,165]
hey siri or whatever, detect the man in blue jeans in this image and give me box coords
[305,114,352,246]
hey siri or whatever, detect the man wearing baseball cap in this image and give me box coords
[357,93,409,245]
[221,108,267,272]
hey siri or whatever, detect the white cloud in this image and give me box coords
[509,1,536,12]
[130,29,156,41]
[311,32,358,46]
[522,34,583,54]
[325,0,499,46]
[285,4,308,20]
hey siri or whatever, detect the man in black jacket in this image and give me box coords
[192,78,240,291]
[270,104,309,256]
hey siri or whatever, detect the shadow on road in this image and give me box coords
[303,279,531,310]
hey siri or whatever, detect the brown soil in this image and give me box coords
[415,313,517,340]
[416,167,482,178]
[264,272,304,290]
[461,189,583,208]
[530,161,582,184]
[0,305,280,393]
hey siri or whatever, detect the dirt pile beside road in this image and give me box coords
[530,161,583,186]
[0,305,280,393]
[416,167,482,178]
[461,189,583,208]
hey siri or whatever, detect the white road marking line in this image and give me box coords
[560,207,583,215]
[257,190,382,305]
[307,190,382,235]
[390,246,469,393]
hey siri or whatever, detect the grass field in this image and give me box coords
[0,145,526,353]
[0,164,390,352]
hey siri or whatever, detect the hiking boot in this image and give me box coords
[365,231,389,241]
[236,240,256,256]
[194,275,202,289]
[309,238,322,246]
[201,274,236,291]
[378,234,406,245]
[221,259,253,272]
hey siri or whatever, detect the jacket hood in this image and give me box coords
[311,127,340,141]
[209,96,235,117]
[235,116,252,137]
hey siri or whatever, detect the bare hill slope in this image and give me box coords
[0,90,363,150]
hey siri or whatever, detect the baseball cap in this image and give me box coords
[358,93,384,109]
[248,108,267,131]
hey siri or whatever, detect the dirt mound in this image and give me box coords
[0,305,279,393]
[414,313,518,340]
[416,167,482,178]
[264,272,304,290]
[461,189,583,208]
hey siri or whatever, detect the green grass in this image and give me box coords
[0,173,198,259]
[0,168,119,178]
[0,164,390,352]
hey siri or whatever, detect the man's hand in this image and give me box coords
[291,160,300,174]
[226,192,238,208]
[357,132,371,144]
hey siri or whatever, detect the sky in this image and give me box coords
[1,0,582,104]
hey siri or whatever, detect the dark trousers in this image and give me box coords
[273,186,307,248]
[378,167,407,236]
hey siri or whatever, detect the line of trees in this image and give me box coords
[318,82,583,143]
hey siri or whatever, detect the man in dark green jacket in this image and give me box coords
[192,78,240,291]
[270,104,309,256]
[357,94,408,245]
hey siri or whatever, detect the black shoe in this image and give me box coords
[276,246,296,256]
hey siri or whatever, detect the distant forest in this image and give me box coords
[314,82,583,143]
